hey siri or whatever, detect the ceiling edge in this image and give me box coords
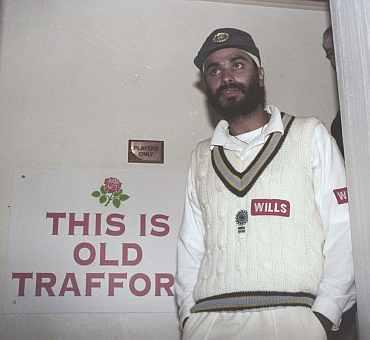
[192,0,329,11]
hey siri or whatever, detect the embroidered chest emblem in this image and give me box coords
[235,209,248,233]
[211,113,295,197]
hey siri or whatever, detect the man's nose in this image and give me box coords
[221,68,235,84]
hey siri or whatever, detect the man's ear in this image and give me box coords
[258,67,264,87]
[195,72,207,94]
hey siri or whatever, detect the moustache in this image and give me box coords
[216,83,246,97]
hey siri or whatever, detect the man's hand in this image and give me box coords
[313,311,333,335]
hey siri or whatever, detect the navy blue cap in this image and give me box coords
[194,28,261,70]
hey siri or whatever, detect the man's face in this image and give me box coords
[203,47,265,120]
[323,33,336,70]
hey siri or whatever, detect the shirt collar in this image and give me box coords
[210,105,284,150]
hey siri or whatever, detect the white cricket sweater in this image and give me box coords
[192,116,325,302]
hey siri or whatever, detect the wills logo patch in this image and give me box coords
[251,199,290,217]
[333,187,348,204]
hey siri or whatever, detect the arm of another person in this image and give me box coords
[175,160,205,330]
[311,122,356,332]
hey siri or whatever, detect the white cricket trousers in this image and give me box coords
[183,307,327,340]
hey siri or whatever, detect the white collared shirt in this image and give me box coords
[175,105,356,329]
[210,104,284,153]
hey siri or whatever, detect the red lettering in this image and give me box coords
[122,243,143,266]
[85,273,105,296]
[59,273,81,296]
[95,213,102,235]
[129,273,151,296]
[12,272,33,296]
[140,214,147,236]
[35,273,56,296]
[100,243,119,266]
[69,213,89,235]
[46,212,66,235]
[12,272,176,297]
[155,273,174,296]
[150,214,170,237]
[106,214,125,236]
[108,273,127,296]
[74,242,96,265]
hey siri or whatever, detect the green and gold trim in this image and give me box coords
[211,113,295,197]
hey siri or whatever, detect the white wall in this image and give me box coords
[0,0,333,339]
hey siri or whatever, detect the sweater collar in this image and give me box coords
[210,105,284,150]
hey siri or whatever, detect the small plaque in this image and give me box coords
[128,140,164,164]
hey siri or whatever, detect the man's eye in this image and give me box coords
[233,62,244,70]
[208,68,221,77]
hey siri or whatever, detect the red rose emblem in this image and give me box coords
[92,177,129,208]
[104,177,122,193]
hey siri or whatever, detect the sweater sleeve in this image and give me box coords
[175,150,205,329]
[311,122,356,328]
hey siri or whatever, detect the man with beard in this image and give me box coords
[175,28,355,340]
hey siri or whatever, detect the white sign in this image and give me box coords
[7,168,182,314]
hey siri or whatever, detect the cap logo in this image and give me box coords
[212,32,230,44]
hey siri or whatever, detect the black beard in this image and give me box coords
[206,76,266,122]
